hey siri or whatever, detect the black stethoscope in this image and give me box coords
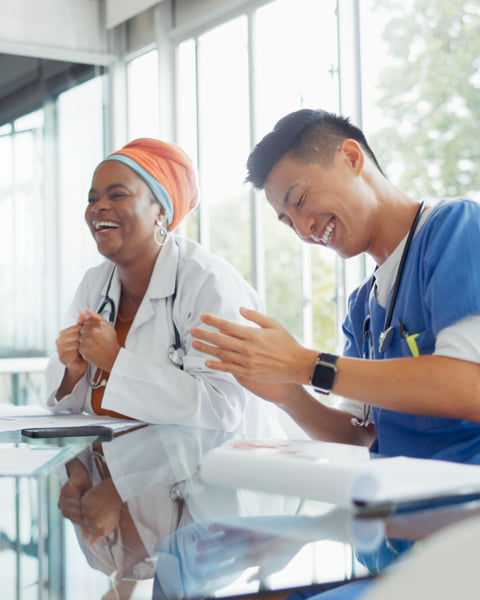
[89,257,185,389]
[353,200,425,427]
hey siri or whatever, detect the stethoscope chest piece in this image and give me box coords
[378,326,395,353]
[168,344,185,367]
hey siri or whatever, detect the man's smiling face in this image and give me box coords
[263,141,376,259]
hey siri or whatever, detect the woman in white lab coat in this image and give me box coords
[46,138,283,435]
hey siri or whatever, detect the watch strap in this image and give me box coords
[318,352,338,366]
[310,352,338,395]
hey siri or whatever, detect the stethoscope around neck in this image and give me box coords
[88,255,185,389]
[353,200,425,427]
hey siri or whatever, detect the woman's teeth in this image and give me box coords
[94,221,119,231]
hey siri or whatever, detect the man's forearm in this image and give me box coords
[332,354,480,422]
[279,384,375,447]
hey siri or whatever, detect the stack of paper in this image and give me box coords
[0,404,140,433]
[198,438,480,508]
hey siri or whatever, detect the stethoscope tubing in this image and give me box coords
[356,201,425,427]
[88,249,184,388]
[366,200,425,357]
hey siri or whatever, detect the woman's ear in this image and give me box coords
[158,208,170,231]
[154,204,166,222]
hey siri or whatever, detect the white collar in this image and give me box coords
[374,203,432,308]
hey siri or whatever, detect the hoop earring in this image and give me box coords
[154,219,168,247]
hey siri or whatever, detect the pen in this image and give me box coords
[398,319,420,357]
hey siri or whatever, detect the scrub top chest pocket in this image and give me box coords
[398,322,435,357]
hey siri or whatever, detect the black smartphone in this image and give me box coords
[21,426,113,441]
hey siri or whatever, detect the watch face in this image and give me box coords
[312,360,337,393]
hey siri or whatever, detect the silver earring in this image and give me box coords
[154,219,167,246]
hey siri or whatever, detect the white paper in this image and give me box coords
[0,404,143,432]
[352,456,480,504]
[198,438,370,505]
[198,438,480,507]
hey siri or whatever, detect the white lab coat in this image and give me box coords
[46,234,284,436]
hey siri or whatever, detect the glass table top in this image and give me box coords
[2,423,480,600]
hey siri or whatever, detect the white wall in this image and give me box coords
[172,0,270,38]
[0,0,112,63]
[106,0,163,29]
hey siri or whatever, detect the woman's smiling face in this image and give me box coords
[263,141,376,259]
[85,160,162,265]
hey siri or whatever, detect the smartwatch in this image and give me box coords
[310,353,338,395]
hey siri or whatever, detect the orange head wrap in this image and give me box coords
[104,138,198,231]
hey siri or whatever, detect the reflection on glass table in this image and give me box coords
[153,509,382,599]
[3,423,480,599]
[56,424,306,598]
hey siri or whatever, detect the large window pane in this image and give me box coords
[127,50,160,140]
[196,17,252,281]
[0,56,106,406]
[0,67,105,359]
[0,113,45,354]
[57,76,105,319]
[13,127,45,351]
[254,0,338,350]
[0,134,13,347]
[254,0,338,139]
[176,39,200,241]
[174,0,339,350]
[361,0,480,202]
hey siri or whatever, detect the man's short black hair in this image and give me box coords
[245,108,384,189]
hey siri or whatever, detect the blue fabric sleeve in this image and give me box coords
[421,199,480,335]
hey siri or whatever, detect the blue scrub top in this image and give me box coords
[342,198,480,463]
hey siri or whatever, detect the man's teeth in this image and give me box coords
[320,219,335,244]
[95,221,119,231]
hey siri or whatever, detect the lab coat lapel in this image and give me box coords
[130,235,178,331]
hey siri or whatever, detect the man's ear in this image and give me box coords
[339,139,364,174]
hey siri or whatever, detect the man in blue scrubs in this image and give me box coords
[191,108,480,465]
